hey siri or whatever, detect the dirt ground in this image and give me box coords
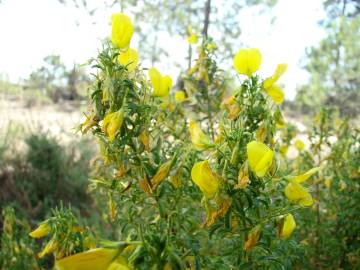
[0,94,86,143]
[0,94,308,158]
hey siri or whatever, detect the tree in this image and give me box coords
[295,0,360,117]
[58,0,277,66]
[26,55,88,102]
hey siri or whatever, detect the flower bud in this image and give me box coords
[29,222,51,238]
[149,67,172,97]
[102,108,124,142]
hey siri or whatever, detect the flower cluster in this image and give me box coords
[30,12,323,269]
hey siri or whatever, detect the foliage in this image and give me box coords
[278,108,360,269]
[25,55,89,102]
[58,0,277,65]
[0,129,95,222]
[0,206,40,270]
[28,13,324,269]
[295,0,360,117]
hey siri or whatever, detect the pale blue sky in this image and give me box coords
[0,0,325,99]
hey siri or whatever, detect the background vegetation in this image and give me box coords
[0,0,359,269]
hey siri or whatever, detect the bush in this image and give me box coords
[0,129,95,222]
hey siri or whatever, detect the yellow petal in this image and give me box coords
[263,63,287,89]
[233,48,262,77]
[191,160,220,198]
[285,181,313,206]
[102,109,124,141]
[247,141,274,177]
[111,13,134,50]
[107,258,131,270]
[274,109,286,129]
[189,120,214,150]
[187,26,198,44]
[279,213,296,239]
[174,91,186,102]
[161,75,172,96]
[149,67,162,96]
[294,139,305,151]
[118,48,139,72]
[29,222,50,238]
[38,238,56,258]
[289,167,322,183]
[324,178,332,188]
[206,42,217,51]
[265,85,284,104]
[55,248,118,270]
[279,145,289,157]
[149,68,172,97]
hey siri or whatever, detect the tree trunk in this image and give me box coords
[202,0,211,38]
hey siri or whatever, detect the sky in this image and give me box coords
[0,0,326,99]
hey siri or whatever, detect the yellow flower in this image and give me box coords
[191,160,220,198]
[266,85,284,104]
[38,238,57,258]
[233,48,262,77]
[81,113,98,134]
[109,196,116,220]
[228,105,241,120]
[206,42,217,51]
[171,170,182,188]
[29,222,50,238]
[235,167,250,189]
[204,196,232,227]
[263,64,287,104]
[287,167,322,183]
[189,120,214,150]
[339,180,347,191]
[111,13,134,50]
[149,67,172,97]
[247,141,274,177]
[244,225,261,252]
[324,178,332,188]
[274,109,286,129]
[187,26,198,44]
[55,248,120,270]
[279,213,296,239]
[222,95,236,108]
[107,258,131,270]
[139,176,152,195]
[174,91,186,102]
[83,236,96,250]
[263,63,287,89]
[285,181,313,206]
[151,161,172,188]
[102,109,124,141]
[256,125,267,142]
[139,130,150,151]
[164,262,173,270]
[118,48,139,72]
[294,139,305,151]
[279,145,289,157]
